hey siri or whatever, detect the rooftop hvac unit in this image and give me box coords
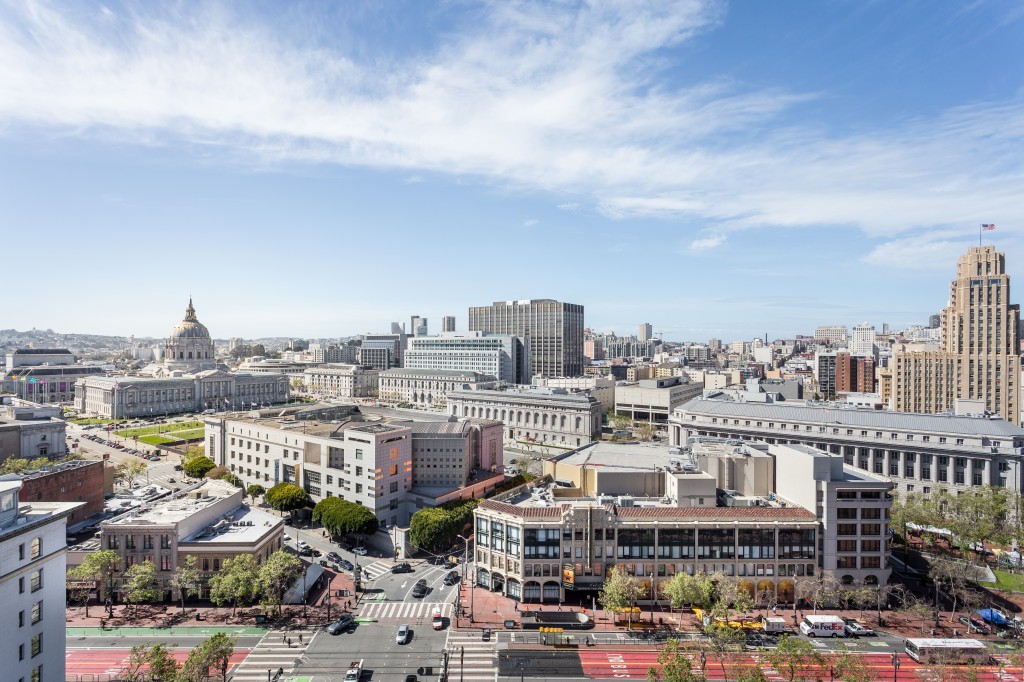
[617,495,635,507]
[597,495,614,505]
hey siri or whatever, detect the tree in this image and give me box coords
[599,566,646,630]
[934,486,1012,558]
[115,459,149,488]
[205,466,229,479]
[183,455,215,479]
[220,472,243,487]
[122,560,162,613]
[889,491,930,562]
[608,412,632,431]
[662,572,715,625]
[178,632,237,682]
[648,637,706,682]
[170,555,202,612]
[766,635,825,682]
[313,497,378,538]
[68,549,123,607]
[828,644,876,682]
[183,445,206,460]
[636,421,658,442]
[796,571,841,614]
[256,550,303,615]
[265,482,311,513]
[703,625,748,682]
[208,555,259,616]
[409,500,478,552]
[0,457,52,474]
[120,642,180,682]
[246,484,266,504]
[930,556,980,623]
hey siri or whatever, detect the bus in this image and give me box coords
[904,638,990,665]
[432,606,444,630]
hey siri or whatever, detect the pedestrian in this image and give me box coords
[299,633,303,644]
[514,601,518,612]
[287,637,292,648]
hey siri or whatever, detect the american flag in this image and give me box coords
[982,223,996,231]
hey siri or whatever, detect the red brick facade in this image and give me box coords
[18,459,105,525]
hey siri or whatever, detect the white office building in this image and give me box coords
[404,332,531,385]
[0,480,82,682]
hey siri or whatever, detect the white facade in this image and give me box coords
[379,369,498,409]
[533,376,615,415]
[614,377,703,424]
[404,332,530,384]
[448,387,603,447]
[303,364,379,399]
[0,481,81,682]
[814,326,849,345]
[850,322,876,357]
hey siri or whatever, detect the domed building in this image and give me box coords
[164,299,216,373]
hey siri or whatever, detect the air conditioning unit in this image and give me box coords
[617,495,635,507]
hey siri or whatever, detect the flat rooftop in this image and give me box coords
[105,479,237,526]
[181,504,282,545]
[551,441,692,472]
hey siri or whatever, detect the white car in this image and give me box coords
[297,540,309,549]
[352,546,368,556]
[845,622,875,637]
[283,534,291,542]
[396,624,411,644]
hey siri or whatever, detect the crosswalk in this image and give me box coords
[357,600,453,623]
[445,631,496,682]
[360,561,393,580]
[229,629,314,682]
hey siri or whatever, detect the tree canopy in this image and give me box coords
[115,459,148,488]
[599,566,646,629]
[122,560,161,611]
[208,554,260,615]
[246,483,266,503]
[183,455,216,479]
[265,482,311,513]
[313,497,377,538]
[256,550,303,615]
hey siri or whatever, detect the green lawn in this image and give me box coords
[138,434,178,446]
[115,421,203,437]
[71,417,118,425]
[979,569,1024,593]
[168,428,205,441]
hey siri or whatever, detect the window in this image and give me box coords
[30,569,42,592]
[31,601,41,625]
[31,633,41,657]
[836,557,857,569]
[19,543,25,560]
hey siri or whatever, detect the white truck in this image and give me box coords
[762,616,790,634]
[799,615,847,638]
[343,660,363,682]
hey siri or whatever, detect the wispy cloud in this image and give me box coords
[0,1,1021,241]
[688,233,726,252]
[523,218,539,227]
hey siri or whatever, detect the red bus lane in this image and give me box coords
[66,648,249,677]
[578,651,1024,681]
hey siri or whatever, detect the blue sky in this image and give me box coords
[2,0,1022,342]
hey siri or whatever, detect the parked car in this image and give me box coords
[396,624,411,644]
[353,546,368,556]
[845,622,875,637]
[392,562,413,574]
[326,552,342,563]
[327,615,355,635]
[958,615,991,634]
[297,540,309,549]
[411,579,428,599]
[339,558,354,570]
[443,571,460,586]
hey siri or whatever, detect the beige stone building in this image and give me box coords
[892,246,1021,422]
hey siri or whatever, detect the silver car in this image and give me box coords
[396,624,411,644]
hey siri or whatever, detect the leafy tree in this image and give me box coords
[246,484,266,504]
[265,482,311,513]
[662,572,715,625]
[409,499,478,552]
[647,638,705,682]
[220,472,243,487]
[115,459,149,488]
[599,566,646,630]
[122,560,161,613]
[205,466,229,479]
[256,550,303,615]
[608,412,632,430]
[0,457,51,474]
[929,556,980,623]
[933,486,1012,558]
[178,632,237,682]
[208,554,260,616]
[69,549,123,605]
[313,497,378,538]
[184,445,206,460]
[170,555,202,612]
[735,668,767,682]
[766,635,825,682]
[703,625,747,682]
[828,644,876,682]
[796,571,841,614]
[183,455,215,479]
[636,421,658,441]
[120,642,180,682]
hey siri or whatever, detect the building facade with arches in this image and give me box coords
[378,369,498,409]
[447,387,602,448]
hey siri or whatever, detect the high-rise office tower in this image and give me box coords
[639,323,653,342]
[468,299,584,378]
[893,246,1021,421]
[928,314,941,329]
[442,316,456,332]
[849,322,876,358]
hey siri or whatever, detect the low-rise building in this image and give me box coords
[4,459,106,527]
[0,480,83,682]
[97,479,284,600]
[303,364,380,399]
[0,397,67,463]
[670,396,1024,495]
[380,369,499,409]
[3,348,100,404]
[533,376,615,416]
[448,387,603,448]
[613,376,703,425]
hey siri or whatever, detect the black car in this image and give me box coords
[411,579,428,599]
[340,558,354,570]
[443,571,460,586]
[482,629,492,642]
[392,562,413,574]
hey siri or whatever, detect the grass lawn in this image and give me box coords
[139,434,178,446]
[71,417,117,425]
[115,421,204,437]
[979,569,1024,593]
[169,428,205,441]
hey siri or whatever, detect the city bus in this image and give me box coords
[904,638,990,665]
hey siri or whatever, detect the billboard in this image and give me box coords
[561,562,575,590]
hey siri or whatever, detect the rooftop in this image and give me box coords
[106,479,238,526]
[679,397,1024,438]
[181,504,283,545]
[478,498,815,521]
[550,441,693,472]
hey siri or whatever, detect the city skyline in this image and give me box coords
[2,1,1022,338]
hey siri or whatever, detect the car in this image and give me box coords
[443,560,457,570]
[352,546,368,556]
[339,559,354,570]
[411,579,428,599]
[405,675,418,682]
[299,547,315,557]
[66,536,77,545]
[297,540,309,549]
[958,615,991,634]
[392,562,413,574]
[326,615,355,635]
[173,465,183,471]
[845,622,874,637]
[443,571,460,586]
[396,624,411,644]
[283,534,291,542]
[482,629,492,642]
[168,477,175,483]
[327,552,342,563]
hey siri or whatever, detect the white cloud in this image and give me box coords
[0,1,1021,241]
[688,234,726,252]
[523,218,539,227]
